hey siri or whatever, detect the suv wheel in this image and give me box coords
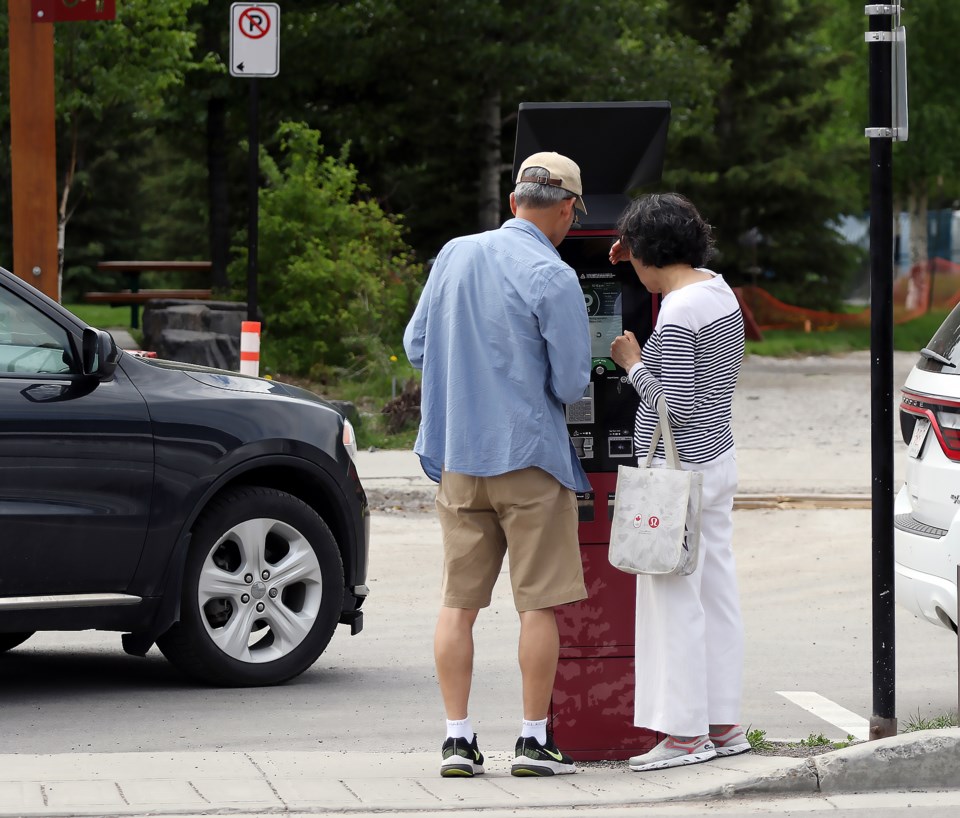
[157,486,344,686]
[0,632,34,652]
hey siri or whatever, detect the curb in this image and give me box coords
[733,493,872,510]
[707,729,960,799]
[364,487,875,512]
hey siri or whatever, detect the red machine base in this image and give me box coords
[551,654,660,760]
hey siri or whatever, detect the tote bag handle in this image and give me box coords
[643,396,681,470]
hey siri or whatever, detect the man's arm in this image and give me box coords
[404,255,444,370]
[538,275,591,405]
[403,299,427,370]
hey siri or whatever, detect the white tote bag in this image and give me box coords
[608,397,703,576]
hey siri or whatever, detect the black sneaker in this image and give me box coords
[440,734,485,778]
[511,734,577,776]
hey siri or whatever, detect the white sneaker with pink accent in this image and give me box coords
[628,735,717,771]
[709,725,752,757]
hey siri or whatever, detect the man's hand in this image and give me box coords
[611,330,642,371]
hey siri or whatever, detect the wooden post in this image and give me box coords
[8,0,59,300]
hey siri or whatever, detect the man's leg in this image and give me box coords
[511,605,576,775]
[436,605,486,777]
[490,468,583,776]
[517,607,559,720]
[435,605,480,719]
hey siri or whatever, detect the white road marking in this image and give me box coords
[776,691,871,740]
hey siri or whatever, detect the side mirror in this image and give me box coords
[81,327,119,379]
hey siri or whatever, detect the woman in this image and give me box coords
[608,193,750,771]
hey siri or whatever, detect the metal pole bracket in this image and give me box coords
[865,31,894,42]
[865,4,898,15]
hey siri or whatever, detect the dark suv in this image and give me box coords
[0,266,369,686]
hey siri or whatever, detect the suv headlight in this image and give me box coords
[342,418,358,461]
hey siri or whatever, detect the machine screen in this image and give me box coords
[583,275,621,361]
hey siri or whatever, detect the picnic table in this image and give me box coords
[83,260,213,329]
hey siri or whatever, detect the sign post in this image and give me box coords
[864,2,905,742]
[9,0,58,299]
[9,1,117,301]
[230,3,280,324]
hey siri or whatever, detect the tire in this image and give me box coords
[157,486,344,686]
[0,632,34,652]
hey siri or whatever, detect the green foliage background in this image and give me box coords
[1,1,957,377]
[228,122,421,379]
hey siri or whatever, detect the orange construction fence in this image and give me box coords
[734,257,960,340]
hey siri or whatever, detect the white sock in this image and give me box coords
[521,718,547,745]
[446,717,474,742]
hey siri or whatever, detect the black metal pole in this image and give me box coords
[867,5,897,740]
[247,78,259,323]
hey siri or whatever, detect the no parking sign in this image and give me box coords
[229,3,279,78]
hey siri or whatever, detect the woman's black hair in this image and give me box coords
[616,193,716,268]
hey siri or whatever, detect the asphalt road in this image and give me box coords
[1,504,955,755]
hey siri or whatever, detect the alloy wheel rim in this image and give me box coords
[197,517,323,663]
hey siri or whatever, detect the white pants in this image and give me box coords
[633,450,743,737]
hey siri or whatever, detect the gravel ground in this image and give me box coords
[364,349,920,513]
[731,349,917,455]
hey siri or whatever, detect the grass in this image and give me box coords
[903,710,958,732]
[745,308,950,357]
[748,728,857,752]
[798,732,856,749]
[746,728,773,751]
[63,302,134,329]
[750,714,959,754]
[332,367,421,450]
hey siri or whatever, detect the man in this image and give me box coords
[404,152,592,778]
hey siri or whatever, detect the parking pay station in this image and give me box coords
[512,101,671,760]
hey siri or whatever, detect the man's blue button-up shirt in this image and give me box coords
[403,218,591,492]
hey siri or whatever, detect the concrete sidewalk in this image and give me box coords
[2,730,957,817]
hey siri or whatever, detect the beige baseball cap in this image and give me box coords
[516,151,587,214]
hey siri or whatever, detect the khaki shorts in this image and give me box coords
[436,467,587,612]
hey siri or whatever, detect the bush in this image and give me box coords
[230,122,423,380]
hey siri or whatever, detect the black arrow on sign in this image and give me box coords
[237,62,245,72]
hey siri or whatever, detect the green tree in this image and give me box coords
[282,0,669,260]
[659,0,863,308]
[0,1,209,290]
[53,0,206,283]
[231,121,422,379]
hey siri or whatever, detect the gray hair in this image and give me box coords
[514,168,575,210]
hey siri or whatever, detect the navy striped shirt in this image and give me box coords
[628,271,744,464]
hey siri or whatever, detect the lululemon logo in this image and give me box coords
[648,516,660,529]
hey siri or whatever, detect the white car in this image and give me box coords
[895,308,960,633]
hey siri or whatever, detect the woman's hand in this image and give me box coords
[609,239,631,265]
[611,330,642,371]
